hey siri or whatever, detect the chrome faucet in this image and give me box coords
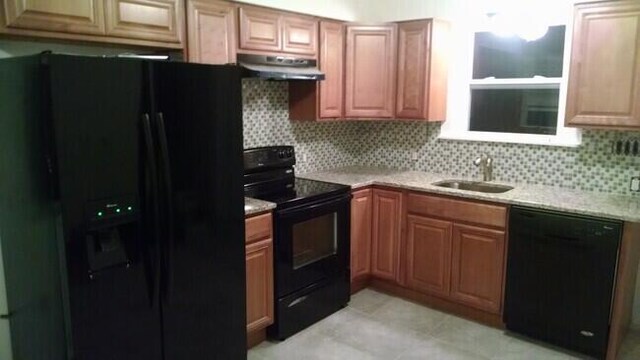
[473,153,493,182]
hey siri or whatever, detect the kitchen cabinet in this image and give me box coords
[288,20,344,121]
[450,224,505,313]
[245,212,274,333]
[351,188,372,282]
[566,0,640,128]
[1,0,106,35]
[318,20,345,118]
[371,188,403,282]
[238,6,317,57]
[105,0,183,43]
[281,14,317,56]
[396,19,449,121]
[186,0,236,64]
[405,215,452,298]
[345,24,397,118]
[238,6,281,53]
[0,0,184,47]
[404,192,507,315]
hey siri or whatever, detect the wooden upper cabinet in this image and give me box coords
[396,19,449,121]
[2,0,106,35]
[319,21,344,118]
[288,20,342,121]
[187,0,236,64]
[238,6,282,52]
[282,14,317,56]
[450,224,505,314]
[351,189,372,281]
[566,0,640,128]
[345,25,397,118]
[371,188,403,282]
[105,0,183,43]
[406,215,452,298]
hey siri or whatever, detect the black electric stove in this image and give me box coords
[244,146,350,208]
[243,146,351,340]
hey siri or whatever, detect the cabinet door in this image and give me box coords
[282,14,317,56]
[239,6,281,52]
[351,189,372,281]
[187,0,236,64]
[345,25,397,118]
[396,19,449,120]
[566,1,640,128]
[406,215,452,298]
[450,224,505,314]
[105,0,183,43]
[396,20,430,119]
[319,21,344,119]
[371,189,403,282]
[245,238,274,332]
[3,0,105,34]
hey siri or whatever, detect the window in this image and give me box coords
[440,21,581,146]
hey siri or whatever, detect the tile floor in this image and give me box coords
[249,289,640,360]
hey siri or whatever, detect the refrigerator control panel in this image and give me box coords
[86,196,138,226]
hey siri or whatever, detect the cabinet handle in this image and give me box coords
[0,312,11,319]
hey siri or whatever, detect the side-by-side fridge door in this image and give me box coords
[150,61,247,360]
[47,54,163,360]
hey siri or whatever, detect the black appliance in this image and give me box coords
[504,207,622,359]
[243,146,350,339]
[0,54,246,360]
[238,54,325,80]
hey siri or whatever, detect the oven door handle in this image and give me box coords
[276,193,351,217]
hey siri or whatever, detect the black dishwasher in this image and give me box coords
[504,207,622,359]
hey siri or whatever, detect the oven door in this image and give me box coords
[274,193,350,298]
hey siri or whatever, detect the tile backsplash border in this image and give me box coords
[242,79,640,196]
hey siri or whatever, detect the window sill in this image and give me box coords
[438,129,582,147]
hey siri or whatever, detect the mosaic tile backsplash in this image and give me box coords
[242,79,640,196]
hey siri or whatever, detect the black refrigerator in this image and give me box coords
[0,54,246,359]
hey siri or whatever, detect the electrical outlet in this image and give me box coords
[300,153,308,162]
[411,152,419,161]
[631,176,640,192]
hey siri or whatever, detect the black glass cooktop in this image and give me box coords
[252,178,350,208]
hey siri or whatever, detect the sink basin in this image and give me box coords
[432,180,514,194]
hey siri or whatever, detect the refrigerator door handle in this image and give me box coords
[155,112,175,304]
[142,113,162,308]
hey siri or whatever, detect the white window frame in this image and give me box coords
[439,13,581,147]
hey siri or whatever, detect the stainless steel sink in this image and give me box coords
[432,180,514,193]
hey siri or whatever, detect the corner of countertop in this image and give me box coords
[244,197,276,217]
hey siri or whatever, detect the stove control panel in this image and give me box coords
[244,146,295,173]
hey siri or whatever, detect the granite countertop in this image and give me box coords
[299,166,640,223]
[244,197,276,216]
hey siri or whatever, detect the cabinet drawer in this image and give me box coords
[407,193,506,228]
[245,212,272,243]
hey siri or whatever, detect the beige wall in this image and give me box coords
[234,0,359,20]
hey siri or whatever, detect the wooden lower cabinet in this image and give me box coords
[245,213,274,333]
[405,215,452,297]
[403,193,507,315]
[351,189,372,281]
[371,188,403,282]
[450,224,505,314]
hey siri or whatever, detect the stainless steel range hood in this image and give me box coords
[238,54,325,81]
